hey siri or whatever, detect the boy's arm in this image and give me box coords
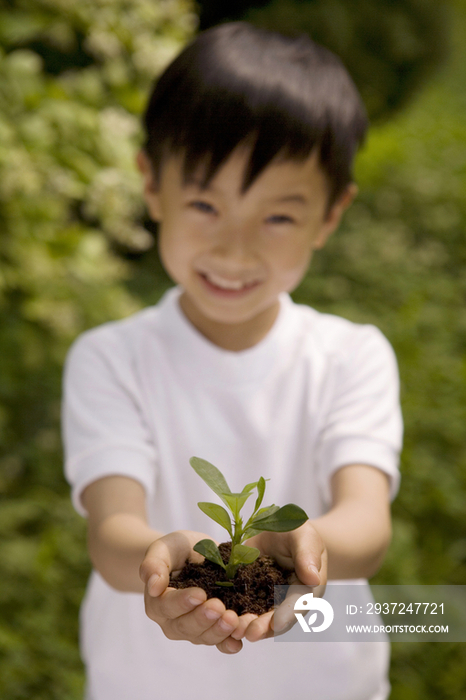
[311,463,392,580]
[82,475,246,653]
[82,475,162,593]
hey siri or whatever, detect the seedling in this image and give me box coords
[190,456,308,586]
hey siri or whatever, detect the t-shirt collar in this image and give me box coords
[157,286,298,386]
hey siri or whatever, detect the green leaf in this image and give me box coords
[231,544,261,566]
[215,581,234,587]
[241,480,259,494]
[190,457,231,499]
[253,476,266,513]
[250,504,308,532]
[197,502,232,537]
[244,505,279,537]
[193,539,226,569]
[252,504,280,522]
[241,526,263,539]
[221,491,252,519]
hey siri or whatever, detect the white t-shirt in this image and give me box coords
[63,287,402,700]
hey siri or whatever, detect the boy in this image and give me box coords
[63,22,402,700]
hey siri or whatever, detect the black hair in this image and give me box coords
[143,22,368,208]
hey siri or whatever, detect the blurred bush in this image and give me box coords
[1,0,465,698]
[197,0,451,121]
[0,1,195,698]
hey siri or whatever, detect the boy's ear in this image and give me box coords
[136,150,162,221]
[313,183,358,250]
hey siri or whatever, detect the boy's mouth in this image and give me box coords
[198,271,261,294]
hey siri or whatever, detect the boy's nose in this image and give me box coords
[212,224,257,265]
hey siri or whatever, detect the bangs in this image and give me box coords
[177,109,320,195]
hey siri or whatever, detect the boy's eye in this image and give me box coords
[189,200,217,215]
[266,214,295,225]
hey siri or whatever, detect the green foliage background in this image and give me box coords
[0,0,465,698]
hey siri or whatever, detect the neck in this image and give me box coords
[178,295,280,351]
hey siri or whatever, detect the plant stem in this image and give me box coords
[225,562,237,579]
[225,516,244,579]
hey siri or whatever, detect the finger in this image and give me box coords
[139,542,173,596]
[140,533,195,597]
[244,610,274,642]
[171,598,231,641]
[145,586,206,624]
[196,608,240,645]
[230,613,259,640]
[292,527,326,587]
[272,584,310,634]
[216,637,243,654]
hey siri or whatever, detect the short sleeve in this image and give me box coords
[62,327,157,517]
[317,325,403,505]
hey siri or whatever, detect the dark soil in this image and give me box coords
[169,542,290,615]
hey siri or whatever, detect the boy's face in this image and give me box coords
[138,146,355,350]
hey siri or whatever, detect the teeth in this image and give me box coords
[204,272,251,290]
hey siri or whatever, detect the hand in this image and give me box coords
[139,530,255,654]
[239,521,327,642]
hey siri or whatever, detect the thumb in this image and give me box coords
[139,538,173,597]
[292,524,326,587]
[139,530,201,597]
